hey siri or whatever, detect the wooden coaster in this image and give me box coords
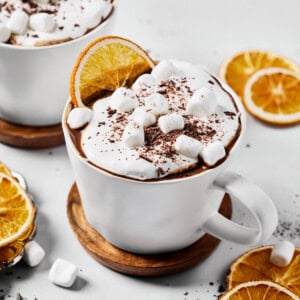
[0,118,65,148]
[67,183,232,277]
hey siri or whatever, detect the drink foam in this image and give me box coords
[0,0,113,46]
[68,60,241,180]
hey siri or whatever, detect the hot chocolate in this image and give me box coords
[67,60,241,181]
[0,0,114,46]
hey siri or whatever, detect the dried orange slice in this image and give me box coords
[220,281,299,300]
[244,68,300,125]
[0,173,35,248]
[227,245,300,297]
[220,51,299,101]
[0,223,35,269]
[0,161,13,177]
[70,36,156,107]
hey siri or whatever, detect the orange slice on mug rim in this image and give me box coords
[70,36,156,107]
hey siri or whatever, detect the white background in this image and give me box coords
[1,0,300,299]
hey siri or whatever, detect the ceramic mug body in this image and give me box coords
[0,7,115,126]
[63,83,278,254]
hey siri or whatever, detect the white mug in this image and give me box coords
[0,5,115,127]
[63,83,278,254]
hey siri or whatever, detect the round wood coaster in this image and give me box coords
[67,183,232,277]
[0,118,64,148]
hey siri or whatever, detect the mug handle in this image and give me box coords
[202,171,278,245]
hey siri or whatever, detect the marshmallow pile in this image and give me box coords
[0,0,113,46]
[0,9,56,43]
[104,60,226,166]
[75,60,240,180]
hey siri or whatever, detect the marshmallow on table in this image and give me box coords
[49,258,78,288]
[175,135,204,159]
[201,141,226,166]
[187,88,217,118]
[158,113,184,134]
[23,241,45,267]
[131,107,156,127]
[132,74,157,91]
[122,122,144,148]
[67,107,93,129]
[0,25,11,43]
[111,87,139,113]
[144,93,168,116]
[151,61,178,82]
[7,10,29,35]
[29,13,56,33]
[270,241,295,267]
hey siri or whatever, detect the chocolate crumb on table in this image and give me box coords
[218,284,226,293]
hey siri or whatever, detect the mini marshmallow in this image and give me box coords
[111,87,139,113]
[270,241,295,267]
[151,61,178,82]
[144,93,168,116]
[158,113,184,134]
[201,141,226,166]
[49,258,78,288]
[175,135,204,159]
[132,74,157,91]
[0,24,11,43]
[23,241,45,267]
[122,122,144,148]
[131,107,156,127]
[67,107,93,129]
[29,13,56,33]
[7,10,29,35]
[187,88,217,118]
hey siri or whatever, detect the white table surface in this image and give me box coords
[1,0,300,299]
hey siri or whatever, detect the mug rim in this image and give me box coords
[63,80,246,185]
[0,1,115,52]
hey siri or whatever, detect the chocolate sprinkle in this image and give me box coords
[218,285,226,293]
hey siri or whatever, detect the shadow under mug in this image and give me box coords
[62,83,278,254]
[0,5,115,127]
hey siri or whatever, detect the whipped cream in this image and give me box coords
[69,60,241,180]
[0,0,113,46]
